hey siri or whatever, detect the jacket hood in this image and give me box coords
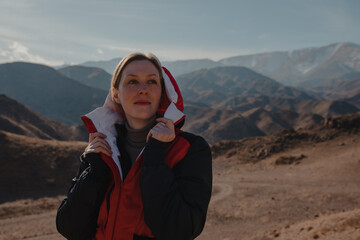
[81,66,184,180]
[157,67,185,126]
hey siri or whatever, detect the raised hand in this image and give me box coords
[146,118,175,143]
[85,132,113,157]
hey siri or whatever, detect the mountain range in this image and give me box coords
[0,62,107,125]
[58,65,112,91]
[219,42,360,87]
[176,66,313,107]
[78,42,360,88]
[1,59,359,143]
[0,94,87,141]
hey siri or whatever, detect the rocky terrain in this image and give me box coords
[0,113,359,240]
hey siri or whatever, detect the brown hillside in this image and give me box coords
[183,104,265,144]
[295,99,359,117]
[0,130,87,202]
[218,95,359,118]
[314,77,360,99]
[177,66,312,107]
[211,112,360,162]
[242,108,323,135]
[346,92,360,108]
[0,94,88,141]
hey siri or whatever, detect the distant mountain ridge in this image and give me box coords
[216,95,359,117]
[80,57,122,75]
[78,42,360,88]
[1,61,358,143]
[58,65,112,91]
[0,62,107,125]
[176,66,313,107]
[0,94,87,141]
[220,42,360,87]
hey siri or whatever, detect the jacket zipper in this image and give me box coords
[110,149,145,239]
[104,183,115,230]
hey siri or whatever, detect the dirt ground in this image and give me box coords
[1,132,359,240]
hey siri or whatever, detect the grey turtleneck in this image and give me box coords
[124,120,156,165]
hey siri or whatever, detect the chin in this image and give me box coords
[131,112,156,120]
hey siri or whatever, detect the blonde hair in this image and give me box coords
[111,53,163,90]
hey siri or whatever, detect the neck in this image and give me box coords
[126,115,157,130]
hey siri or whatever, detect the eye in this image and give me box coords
[148,79,158,84]
[128,79,138,84]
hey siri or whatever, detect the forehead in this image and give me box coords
[123,60,160,77]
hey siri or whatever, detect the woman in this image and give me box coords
[56,53,212,240]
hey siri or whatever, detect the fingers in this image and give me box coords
[92,136,111,150]
[86,132,113,157]
[89,132,107,142]
[147,118,175,142]
[86,147,112,157]
[156,117,174,128]
[85,141,113,157]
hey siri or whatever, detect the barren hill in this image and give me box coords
[346,93,360,109]
[241,108,324,135]
[58,65,112,91]
[0,94,87,141]
[0,62,107,125]
[217,95,359,118]
[183,105,265,143]
[211,112,360,161]
[0,130,87,203]
[312,78,360,107]
[177,66,312,107]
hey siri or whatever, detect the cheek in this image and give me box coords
[155,89,162,104]
[118,86,134,102]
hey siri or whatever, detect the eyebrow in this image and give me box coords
[125,73,159,77]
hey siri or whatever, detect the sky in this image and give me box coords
[0,0,359,66]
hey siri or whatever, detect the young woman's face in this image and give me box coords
[113,60,162,128]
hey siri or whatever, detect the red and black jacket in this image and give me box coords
[56,67,212,240]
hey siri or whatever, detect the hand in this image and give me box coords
[84,132,113,157]
[103,90,124,114]
[146,118,175,143]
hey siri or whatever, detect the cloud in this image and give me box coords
[258,34,269,40]
[97,48,104,54]
[0,41,62,66]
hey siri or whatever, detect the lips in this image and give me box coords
[134,100,151,105]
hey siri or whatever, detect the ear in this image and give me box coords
[112,87,121,104]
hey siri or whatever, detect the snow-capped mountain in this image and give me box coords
[219,42,360,87]
[78,42,360,87]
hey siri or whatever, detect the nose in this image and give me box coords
[138,83,148,94]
